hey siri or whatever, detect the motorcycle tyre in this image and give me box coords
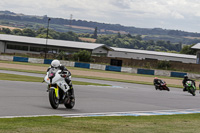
[155,86,158,90]
[191,88,196,96]
[49,89,59,109]
[188,88,195,96]
[64,97,75,109]
[166,86,170,91]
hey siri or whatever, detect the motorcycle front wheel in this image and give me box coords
[49,89,59,109]
[188,88,195,96]
[191,88,196,96]
[166,86,170,91]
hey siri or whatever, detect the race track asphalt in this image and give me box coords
[0,71,200,118]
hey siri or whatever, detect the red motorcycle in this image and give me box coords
[155,80,170,91]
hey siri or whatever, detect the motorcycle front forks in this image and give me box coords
[47,85,60,99]
[47,85,68,100]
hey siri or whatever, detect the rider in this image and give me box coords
[47,59,74,98]
[153,77,162,89]
[182,75,196,92]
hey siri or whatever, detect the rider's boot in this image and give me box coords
[68,85,75,99]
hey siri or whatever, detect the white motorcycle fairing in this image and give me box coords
[44,69,70,93]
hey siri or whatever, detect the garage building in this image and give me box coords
[0,34,197,64]
[108,47,196,64]
[0,34,112,56]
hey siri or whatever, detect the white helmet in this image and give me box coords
[51,59,60,68]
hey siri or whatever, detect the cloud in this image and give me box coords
[111,0,131,9]
[171,11,184,19]
[1,0,200,32]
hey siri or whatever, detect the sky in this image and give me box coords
[1,0,200,33]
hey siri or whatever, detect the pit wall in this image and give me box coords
[1,55,200,79]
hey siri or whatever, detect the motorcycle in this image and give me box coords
[185,80,196,96]
[44,68,75,109]
[155,80,170,91]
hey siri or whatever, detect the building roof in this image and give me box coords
[191,43,200,50]
[0,34,112,50]
[111,47,196,59]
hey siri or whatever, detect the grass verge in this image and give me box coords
[73,75,183,88]
[0,73,110,86]
[0,114,200,133]
[0,60,186,80]
[0,67,183,88]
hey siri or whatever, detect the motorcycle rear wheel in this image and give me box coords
[64,98,75,109]
[49,89,59,109]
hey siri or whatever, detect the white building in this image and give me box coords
[0,34,197,64]
[191,43,200,64]
[108,47,196,63]
[0,34,112,56]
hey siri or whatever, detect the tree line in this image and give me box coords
[1,10,200,37]
[96,33,182,52]
[0,27,196,55]
[0,27,80,41]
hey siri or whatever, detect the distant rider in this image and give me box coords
[47,59,74,98]
[153,77,162,90]
[182,75,196,92]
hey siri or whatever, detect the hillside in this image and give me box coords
[0,10,200,45]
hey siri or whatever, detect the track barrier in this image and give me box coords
[1,55,200,79]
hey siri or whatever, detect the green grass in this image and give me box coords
[0,60,186,80]
[0,73,110,86]
[0,67,46,74]
[0,73,43,82]
[72,75,183,88]
[0,60,196,88]
[1,114,200,133]
[0,60,50,67]
[0,66,183,88]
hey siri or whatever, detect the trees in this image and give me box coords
[58,31,79,41]
[1,28,11,34]
[0,25,192,54]
[11,29,23,35]
[180,44,196,55]
[135,35,142,41]
[56,51,68,60]
[96,34,181,52]
[36,34,53,39]
[73,50,91,62]
[93,27,98,39]
[157,61,171,69]
[22,28,36,37]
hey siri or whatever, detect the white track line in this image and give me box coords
[1,108,200,118]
